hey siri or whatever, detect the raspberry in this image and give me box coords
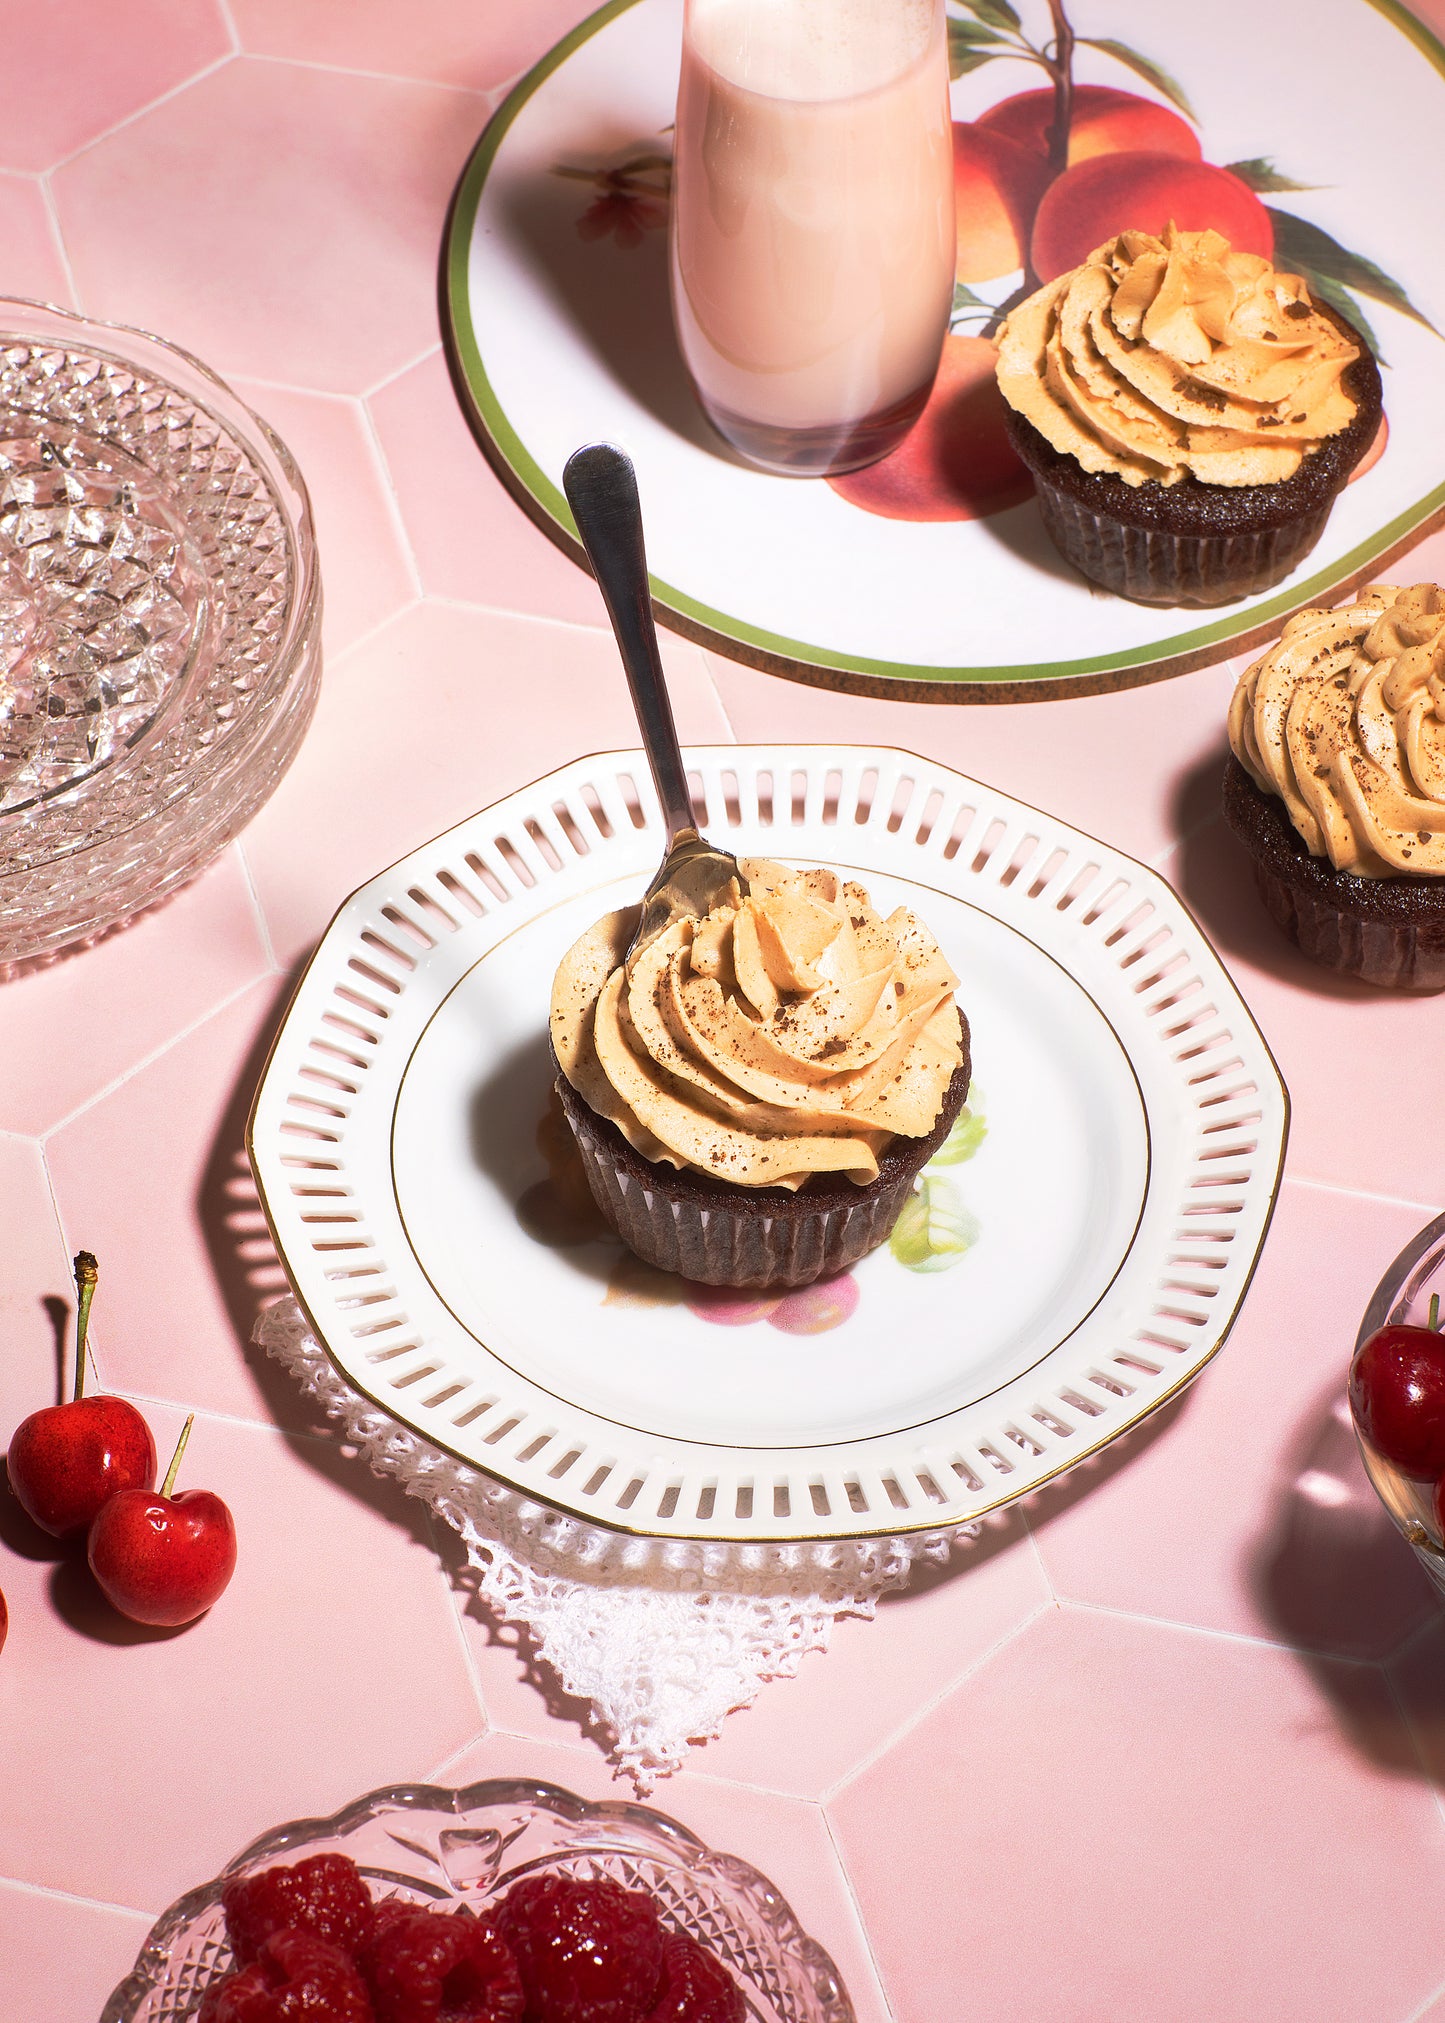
[644,1934,745,2023]
[223,1854,376,1965]
[199,1929,374,2023]
[497,1874,664,2023]
[362,1904,524,2023]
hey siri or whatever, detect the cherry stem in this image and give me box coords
[1430,1292,1441,1332]
[161,1415,195,1500]
[71,1251,98,1404]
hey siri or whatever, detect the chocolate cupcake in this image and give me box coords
[996,226,1383,607]
[549,861,971,1288]
[1223,584,1445,989]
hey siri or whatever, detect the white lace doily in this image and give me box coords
[255,1297,974,1786]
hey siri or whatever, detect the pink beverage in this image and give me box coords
[671,0,955,477]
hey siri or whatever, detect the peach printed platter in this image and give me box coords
[247,746,1288,1543]
[445,0,1445,698]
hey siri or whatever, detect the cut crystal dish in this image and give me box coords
[101,1777,853,2023]
[0,297,321,970]
[1353,1208,1445,1599]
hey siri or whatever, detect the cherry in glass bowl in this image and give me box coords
[101,1777,854,2023]
[1351,1208,1445,1598]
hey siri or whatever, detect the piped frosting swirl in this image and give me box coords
[1228,583,1445,876]
[549,860,962,1190]
[997,225,1360,487]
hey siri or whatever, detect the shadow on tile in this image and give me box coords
[1168,746,1384,1001]
[1250,1377,1439,1775]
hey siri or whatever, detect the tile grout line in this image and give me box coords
[0,1870,157,1923]
[212,0,242,56]
[820,1806,900,2023]
[819,1595,1053,1807]
[234,839,282,977]
[1401,1966,1445,2023]
[239,48,494,103]
[35,171,82,309]
[47,50,240,175]
[427,1510,497,1731]
[362,342,444,402]
[38,973,272,1143]
[1056,1592,1387,1666]
[1283,1170,1445,1217]
[356,396,427,602]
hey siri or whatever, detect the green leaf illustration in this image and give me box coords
[953,281,989,312]
[948,22,1006,75]
[957,0,1023,30]
[929,1106,988,1166]
[890,1177,980,1273]
[1078,38,1197,120]
[949,17,1007,43]
[1223,157,1318,195]
[1267,208,1439,336]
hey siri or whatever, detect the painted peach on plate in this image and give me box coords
[952,122,1051,282]
[828,334,1032,522]
[1030,152,1275,281]
[975,83,1200,169]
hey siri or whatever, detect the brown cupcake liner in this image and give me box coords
[552,1015,972,1290]
[1028,479,1335,608]
[1222,755,1445,991]
[1003,303,1383,608]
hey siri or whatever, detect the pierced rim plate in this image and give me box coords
[248,746,1288,1542]
[443,0,1445,700]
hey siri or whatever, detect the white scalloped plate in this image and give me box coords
[248,747,1288,1541]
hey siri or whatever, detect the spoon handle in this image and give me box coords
[563,442,696,848]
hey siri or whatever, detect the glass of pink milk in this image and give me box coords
[670,0,955,478]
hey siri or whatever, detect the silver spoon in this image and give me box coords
[562,441,746,969]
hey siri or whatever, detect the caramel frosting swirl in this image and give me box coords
[997,226,1359,487]
[550,860,963,1190]
[1228,583,1445,876]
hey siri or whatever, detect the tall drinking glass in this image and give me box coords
[670,0,956,478]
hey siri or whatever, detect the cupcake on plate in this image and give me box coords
[549,860,971,1288]
[996,225,1383,607]
[1223,581,1445,988]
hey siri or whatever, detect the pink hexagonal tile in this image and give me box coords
[240,601,734,969]
[0,0,230,174]
[0,1882,153,2023]
[1027,1179,1437,1659]
[231,378,417,659]
[1157,809,1445,1204]
[229,0,600,95]
[829,1607,1445,2023]
[52,60,488,394]
[0,1135,72,1444]
[0,1403,482,1909]
[702,648,1243,872]
[0,847,270,1139]
[367,349,604,627]
[0,173,74,306]
[42,977,308,1430]
[439,1731,891,2023]
[446,1518,1049,1801]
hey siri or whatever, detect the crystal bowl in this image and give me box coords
[101,1777,854,2023]
[1352,1207,1445,1598]
[0,297,321,970]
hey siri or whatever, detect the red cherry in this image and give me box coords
[6,1252,156,1538]
[1349,1321,1445,1479]
[0,1587,7,1655]
[87,1415,236,1626]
